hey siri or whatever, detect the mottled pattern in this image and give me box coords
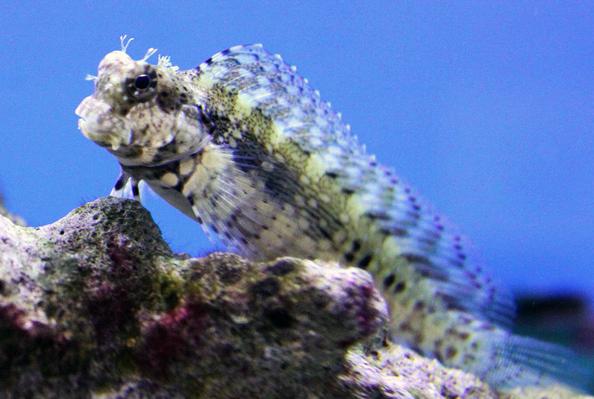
[9,198,586,398]
[75,41,590,390]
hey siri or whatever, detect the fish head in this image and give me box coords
[76,45,208,166]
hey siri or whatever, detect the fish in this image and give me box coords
[75,36,591,390]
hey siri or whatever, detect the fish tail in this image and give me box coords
[486,333,593,392]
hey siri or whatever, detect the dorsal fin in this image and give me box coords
[193,44,516,326]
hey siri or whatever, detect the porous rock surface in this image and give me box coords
[0,197,589,398]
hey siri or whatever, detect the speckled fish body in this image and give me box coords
[75,39,589,390]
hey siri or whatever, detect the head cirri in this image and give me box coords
[75,40,208,167]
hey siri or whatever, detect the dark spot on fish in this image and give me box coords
[114,175,126,190]
[393,281,406,294]
[383,274,395,288]
[401,254,431,265]
[380,227,408,237]
[365,211,390,221]
[344,252,355,262]
[445,346,457,360]
[318,227,332,241]
[357,254,373,269]
[173,181,183,192]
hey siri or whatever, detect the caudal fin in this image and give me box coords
[486,334,593,393]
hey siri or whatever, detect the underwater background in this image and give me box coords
[0,1,592,364]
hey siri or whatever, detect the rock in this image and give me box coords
[0,194,25,226]
[0,197,590,398]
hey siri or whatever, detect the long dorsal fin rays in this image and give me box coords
[195,44,355,154]
[198,45,514,325]
[331,157,517,326]
[396,229,517,327]
[194,43,518,326]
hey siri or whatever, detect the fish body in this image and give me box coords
[75,39,589,390]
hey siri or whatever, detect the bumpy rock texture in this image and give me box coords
[0,197,590,398]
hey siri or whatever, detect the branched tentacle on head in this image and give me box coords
[119,34,134,53]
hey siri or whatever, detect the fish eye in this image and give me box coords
[134,74,151,90]
[126,71,157,101]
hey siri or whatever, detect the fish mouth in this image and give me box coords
[75,96,105,142]
[75,96,132,149]
[75,98,98,142]
[74,95,90,117]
